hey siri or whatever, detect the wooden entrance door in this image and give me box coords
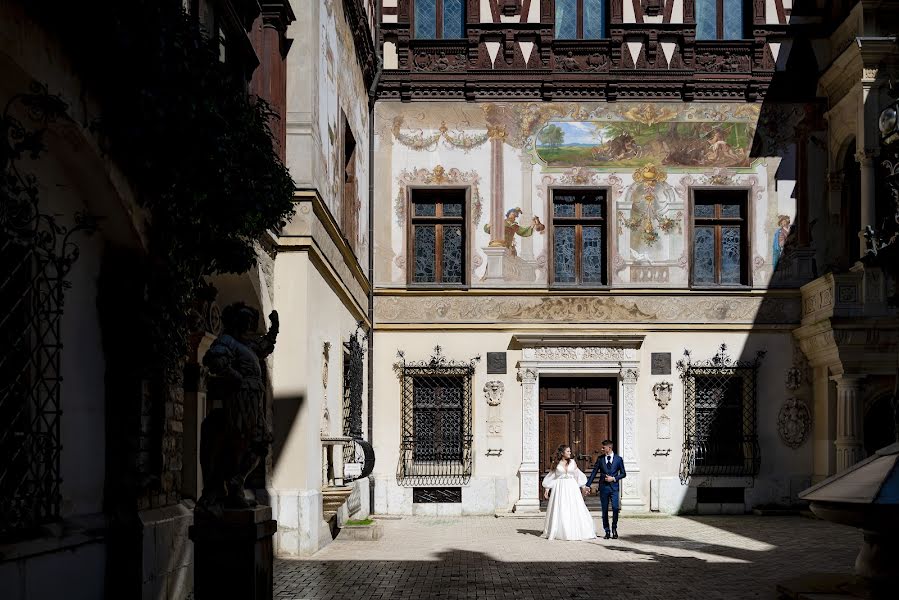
[539,378,616,509]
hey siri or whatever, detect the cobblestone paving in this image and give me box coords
[275,515,860,599]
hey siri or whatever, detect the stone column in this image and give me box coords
[831,374,866,472]
[483,126,507,282]
[515,367,540,513]
[855,150,877,257]
[619,367,645,509]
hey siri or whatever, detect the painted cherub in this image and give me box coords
[484,207,545,256]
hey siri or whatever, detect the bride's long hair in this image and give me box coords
[555,444,572,465]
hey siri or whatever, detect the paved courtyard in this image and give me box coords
[274,514,860,599]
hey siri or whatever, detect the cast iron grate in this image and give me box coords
[677,344,765,484]
[394,346,479,487]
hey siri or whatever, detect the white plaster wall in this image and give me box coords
[270,250,370,554]
[371,329,813,515]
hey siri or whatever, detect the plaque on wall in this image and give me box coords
[651,353,671,375]
[487,352,507,374]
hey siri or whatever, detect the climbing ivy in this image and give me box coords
[28,1,296,376]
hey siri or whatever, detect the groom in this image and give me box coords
[584,439,626,539]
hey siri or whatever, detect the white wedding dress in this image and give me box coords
[541,460,597,541]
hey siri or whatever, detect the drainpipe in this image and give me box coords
[367,24,383,515]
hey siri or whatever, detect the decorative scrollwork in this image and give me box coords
[394,346,480,487]
[676,345,765,484]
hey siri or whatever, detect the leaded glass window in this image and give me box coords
[691,190,748,286]
[696,0,745,40]
[551,189,607,286]
[414,0,465,39]
[409,190,466,285]
[555,0,607,40]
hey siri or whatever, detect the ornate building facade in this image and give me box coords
[367,0,899,518]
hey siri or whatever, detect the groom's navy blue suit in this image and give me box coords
[585,452,626,534]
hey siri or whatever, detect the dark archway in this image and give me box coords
[864,393,897,456]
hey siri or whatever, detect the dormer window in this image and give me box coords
[695,0,745,40]
[413,0,465,39]
[554,0,607,40]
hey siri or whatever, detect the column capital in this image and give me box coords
[619,367,639,382]
[829,373,867,386]
[855,149,879,167]
[517,367,538,383]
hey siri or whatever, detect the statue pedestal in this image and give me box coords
[189,506,277,600]
[482,246,506,282]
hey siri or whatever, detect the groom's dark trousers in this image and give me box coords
[586,454,627,533]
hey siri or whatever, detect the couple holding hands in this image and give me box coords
[541,439,626,541]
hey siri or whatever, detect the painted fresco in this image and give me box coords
[319,0,370,266]
[535,120,754,168]
[373,101,802,289]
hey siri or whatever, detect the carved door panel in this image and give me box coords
[539,379,616,509]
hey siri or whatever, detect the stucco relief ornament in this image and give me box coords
[785,367,802,391]
[778,397,812,449]
[394,166,483,226]
[321,342,331,435]
[484,381,504,406]
[653,381,673,409]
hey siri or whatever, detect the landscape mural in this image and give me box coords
[374,101,792,288]
[535,120,754,168]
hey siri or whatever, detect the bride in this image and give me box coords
[541,445,597,540]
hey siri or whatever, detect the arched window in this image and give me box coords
[413,0,465,39]
[555,0,607,40]
[695,0,745,40]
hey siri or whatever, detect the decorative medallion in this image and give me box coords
[653,381,673,409]
[778,397,812,449]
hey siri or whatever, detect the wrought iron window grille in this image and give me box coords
[394,346,480,487]
[676,344,765,484]
[342,324,374,482]
[1,85,97,537]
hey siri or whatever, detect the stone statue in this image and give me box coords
[198,303,279,515]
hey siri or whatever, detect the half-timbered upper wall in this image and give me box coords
[378,0,824,101]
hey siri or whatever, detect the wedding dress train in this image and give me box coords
[541,460,597,541]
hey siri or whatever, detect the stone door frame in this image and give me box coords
[514,336,646,513]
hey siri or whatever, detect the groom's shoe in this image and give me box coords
[612,530,619,539]
[603,531,611,539]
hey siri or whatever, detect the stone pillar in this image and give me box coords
[826,171,844,263]
[855,150,877,257]
[515,367,540,513]
[619,367,645,509]
[483,126,507,281]
[811,365,837,481]
[831,374,866,472]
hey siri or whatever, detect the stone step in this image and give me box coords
[321,486,354,524]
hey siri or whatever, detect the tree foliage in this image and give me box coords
[538,124,565,148]
[28,1,296,376]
